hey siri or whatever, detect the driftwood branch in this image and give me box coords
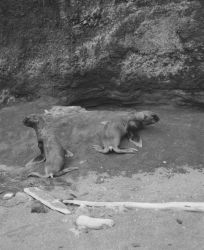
[63,200,204,212]
[24,187,71,214]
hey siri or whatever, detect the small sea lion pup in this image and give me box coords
[92,111,159,154]
[23,114,77,178]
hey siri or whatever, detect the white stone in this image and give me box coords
[3,193,14,200]
[76,215,114,230]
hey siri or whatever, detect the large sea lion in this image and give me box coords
[92,111,159,154]
[23,114,77,178]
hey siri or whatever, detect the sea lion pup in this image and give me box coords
[92,111,159,154]
[23,114,77,178]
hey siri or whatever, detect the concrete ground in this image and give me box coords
[0,98,204,250]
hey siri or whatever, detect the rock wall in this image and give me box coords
[0,0,204,106]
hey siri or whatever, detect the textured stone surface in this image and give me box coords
[0,0,204,106]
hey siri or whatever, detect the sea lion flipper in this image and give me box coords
[65,150,74,158]
[27,172,48,178]
[113,147,138,154]
[92,145,109,154]
[55,167,79,177]
[129,137,142,148]
[25,155,46,168]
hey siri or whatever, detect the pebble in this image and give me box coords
[176,218,183,225]
[132,243,141,248]
[3,193,14,200]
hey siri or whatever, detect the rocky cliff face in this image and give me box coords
[0,0,204,106]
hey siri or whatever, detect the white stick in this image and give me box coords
[24,187,71,214]
[63,200,204,212]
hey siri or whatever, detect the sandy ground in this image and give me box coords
[0,98,204,250]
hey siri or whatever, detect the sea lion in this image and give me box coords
[23,114,77,178]
[92,111,159,154]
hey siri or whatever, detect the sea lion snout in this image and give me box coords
[152,114,159,122]
[142,112,160,125]
[147,113,160,125]
[23,114,41,127]
[23,116,30,126]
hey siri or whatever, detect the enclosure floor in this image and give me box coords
[0,99,204,250]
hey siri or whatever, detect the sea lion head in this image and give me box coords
[23,114,45,128]
[131,111,159,126]
[139,111,159,125]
